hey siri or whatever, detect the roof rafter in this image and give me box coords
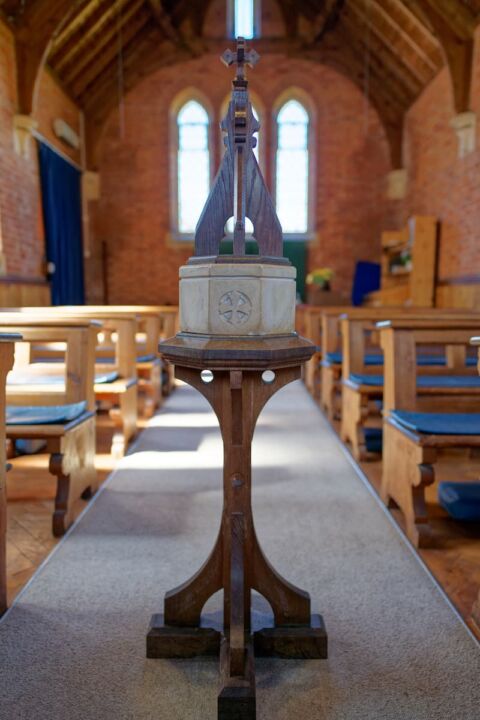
[71,4,151,98]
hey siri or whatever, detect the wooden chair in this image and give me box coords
[341,313,480,460]
[0,333,19,615]
[380,320,480,547]
[0,317,98,537]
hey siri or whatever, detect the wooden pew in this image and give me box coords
[0,333,19,615]
[320,306,441,421]
[469,335,480,633]
[0,316,99,537]
[379,319,480,547]
[341,313,480,460]
[3,308,138,459]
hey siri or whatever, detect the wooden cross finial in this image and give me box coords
[221,37,260,81]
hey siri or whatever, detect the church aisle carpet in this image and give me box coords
[0,381,479,719]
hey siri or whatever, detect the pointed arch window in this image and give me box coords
[176,100,210,235]
[275,99,310,236]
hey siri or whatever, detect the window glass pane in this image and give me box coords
[177,101,210,234]
[276,100,309,234]
[234,0,254,39]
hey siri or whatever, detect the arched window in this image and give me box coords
[176,100,210,235]
[275,99,309,235]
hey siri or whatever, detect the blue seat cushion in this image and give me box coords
[350,374,383,387]
[325,351,383,365]
[9,370,118,385]
[364,427,382,453]
[136,353,156,363]
[391,410,480,436]
[350,374,480,389]
[94,370,119,384]
[6,401,88,426]
[417,354,446,366]
[326,352,448,367]
[438,482,480,521]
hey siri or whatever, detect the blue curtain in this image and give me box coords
[38,142,85,305]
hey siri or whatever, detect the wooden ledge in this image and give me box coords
[159,333,316,369]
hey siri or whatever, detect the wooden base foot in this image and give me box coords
[146,614,221,658]
[254,613,327,659]
[218,639,256,720]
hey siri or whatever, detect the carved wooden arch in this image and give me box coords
[13,0,80,115]
[411,0,476,113]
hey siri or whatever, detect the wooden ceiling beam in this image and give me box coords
[301,32,405,167]
[347,0,427,89]
[70,5,151,98]
[385,0,442,49]
[420,0,477,39]
[413,0,475,112]
[61,0,146,87]
[147,0,182,44]
[50,0,130,72]
[337,15,414,109]
[367,0,438,75]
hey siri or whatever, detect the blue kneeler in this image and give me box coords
[438,482,480,522]
[364,427,382,453]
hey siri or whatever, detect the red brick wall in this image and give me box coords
[0,19,81,280]
[400,27,480,284]
[96,54,391,304]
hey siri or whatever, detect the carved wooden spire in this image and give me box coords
[194,38,283,259]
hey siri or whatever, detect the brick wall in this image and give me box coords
[96,53,391,304]
[0,19,81,279]
[400,26,480,284]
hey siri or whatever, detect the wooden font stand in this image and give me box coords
[147,336,328,719]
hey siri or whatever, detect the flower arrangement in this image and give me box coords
[306,267,334,290]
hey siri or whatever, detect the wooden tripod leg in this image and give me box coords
[164,530,223,626]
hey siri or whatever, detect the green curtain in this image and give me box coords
[219,239,307,301]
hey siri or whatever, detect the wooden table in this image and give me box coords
[147,333,328,719]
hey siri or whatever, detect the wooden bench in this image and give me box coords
[0,317,99,537]
[76,306,165,418]
[4,308,138,459]
[0,333,20,615]
[341,313,480,460]
[379,320,480,547]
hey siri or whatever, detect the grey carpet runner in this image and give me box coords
[0,381,479,719]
